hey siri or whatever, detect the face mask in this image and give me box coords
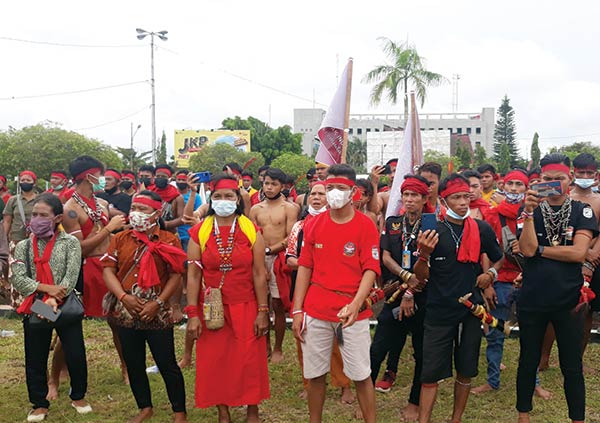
[129,211,157,232]
[574,178,596,189]
[212,200,238,217]
[120,181,133,191]
[176,182,188,191]
[154,178,169,189]
[326,188,352,210]
[20,182,34,192]
[54,185,64,191]
[282,189,291,198]
[89,175,106,192]
[140,177,152,187]
[593,186,599,193]
[30,216,55,238]
[266,192,282,200]
[505,192,525,204]
[308,205,327,216]
[105,186,118,195]
[446,206,470,221]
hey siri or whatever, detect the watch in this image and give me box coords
[265,247,272,256]
[154,297,165,310]
[537,245,545,257]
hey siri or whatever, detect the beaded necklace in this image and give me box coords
[72,192,103,223]
[213,217,237,285]
[402,214,421,250]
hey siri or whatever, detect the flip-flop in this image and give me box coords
[27,410,47,422]
[71,402,93,414]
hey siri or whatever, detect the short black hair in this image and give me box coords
[264,168,287,184]
[462,170,481,180]
[241,171,253,178]
[136,190,163,202]
[356,178,374,197]
[386,158,398,166]
[258,165,270,174]
[138,165,156,175]
[327,164,356,182]
[207,174,245,216]
[223,162,243,175]
[69,155,105,182]
[477,163,496,175]
[573,153,598,170]
[418,162,442,179]
[528,167,541,177]
[540,153,570,169]
[306,168,316,178]
[176,169,190,176]
[34,193,63,216]
[439,173,469,194]
[155,164,174,176]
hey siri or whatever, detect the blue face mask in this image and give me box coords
[212,200,237,217]
[574,178,595,190]
[445,205,470,220]
[91,176,106,192]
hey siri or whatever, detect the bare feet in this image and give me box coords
[340,387,356,404]
[246,405,260,423]
[471,383,495,394]
[298,389,308,400]
[400,403,419,422]
[534,385,552,400]
[46,382,58,400]
[500,363,507,371]
[270,350,284,364]
[173,411,187,422]
[128,407,153,423]
[178,355,192,369]
[517,412,530,423]
[217,405,231,423]
[354,407,363,420]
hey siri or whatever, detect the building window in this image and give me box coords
[475,141,481,147]
[357,128,362,135]
[448,128,452,132]
[375,128,380,132]
[466,128,472,135]
[457,128,462,134]
[366,128,371,132]
[476,127,481,134]
[349,128,353,135]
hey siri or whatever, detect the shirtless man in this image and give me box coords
[463,169,491,221]
[417,162,444,215]
[62,156,127,385]
[250,167,298,363]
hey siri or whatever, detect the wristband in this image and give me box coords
[486,267,498,282]
[583,261,596,271]
[403,289,414,299]
[258,306,269,313]
[520,211,534,220]
[418,255,429,263]
[184,305,199,319]
[292,309,304,316]
[118,292,127,302]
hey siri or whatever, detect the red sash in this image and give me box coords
[17,234,58,314]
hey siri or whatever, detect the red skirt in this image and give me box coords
[195,301,270,408]
[82,257,108,318]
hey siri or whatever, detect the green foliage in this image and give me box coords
[157,130,167,164]
[456,145,472,168]
[270,153,315,193]
[473,145,488,167]
[549,141,600,162]
[497,143,512,174]
[114,147,153,171]
[493,95,519,165]
[346,137,367,173]
[187,143,265,180]
[221,116,302,164]
[424,150,459,178]
[363,37,448,121]
[530,132,541,169]
[0,123,123,180]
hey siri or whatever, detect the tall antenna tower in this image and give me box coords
[452,74,460,112]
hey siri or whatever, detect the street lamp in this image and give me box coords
[136,28,168,166]
[130,123,142,170]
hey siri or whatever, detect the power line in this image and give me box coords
[0,80,148,101]
[74,106,150,131]
[0,35,141,48]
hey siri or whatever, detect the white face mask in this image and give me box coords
[212,200,237,217]
[129,211,157,232]
[326,189,352,210]
[574,178,595,189]
[445,204,470,220]
[308,205,327,216]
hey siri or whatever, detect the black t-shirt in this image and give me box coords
[97,190,132,215]
[381,214,426,307]
[426,218,502,324]
[517,200,598,312]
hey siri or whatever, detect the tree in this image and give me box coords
[456,145,472,168]
[157,130,167,164]
[346,137,367,173]
[0,123,123,184]
[493,95,519,164]
[270,153,315,193]
[529,132,541,170]
[363,37,447,122]
[114,147,153,171]
[549,141,600,162]
[473,145,488,167]
[424,150,459,178]
[188,143,265,180]
[497,143,512,174]
[221,116,302,164]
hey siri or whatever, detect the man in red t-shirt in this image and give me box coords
[292,164,380,423]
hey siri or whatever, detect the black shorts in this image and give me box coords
[421,313,482,383]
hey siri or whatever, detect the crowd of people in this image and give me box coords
[0,151,599,423]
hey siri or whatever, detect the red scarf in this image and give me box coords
[17,234,58,314]
[455,216,481,264]
[131,230,187,290]
[496,201,521,220]
[470,198,491,213]
[150,184,180,203]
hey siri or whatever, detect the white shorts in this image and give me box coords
[265,255,280,299]
[301,315,371,381]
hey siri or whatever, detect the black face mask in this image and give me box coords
[154,178,169,189]
[140,177,152,187]
[120,181,133,191]
[265,192,282,200]
[104,186,118,195]
[20,182,34,192]
[282,189,291,198]
[176,182,188,191]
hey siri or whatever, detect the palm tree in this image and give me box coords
[363,37,448,123]
[114,147,153,170]
[346,137,368,173]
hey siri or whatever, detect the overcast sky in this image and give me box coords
[1,0,599,160]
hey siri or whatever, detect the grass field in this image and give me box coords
[1,316,599,423]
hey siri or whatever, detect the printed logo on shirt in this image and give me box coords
[343,242,356,257]
[434,256,446,261]
[371,246,379,260]
[583,207,593,219]
[315,243,323,249]
[391,222,401,231]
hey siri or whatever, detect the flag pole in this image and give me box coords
[410,92,418,166]
[340,58,353,164]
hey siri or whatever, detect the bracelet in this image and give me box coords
[583,261,596,271]
[292,309,304,316]
[520,211,534,220]
[398,269,412,284]
[486,267,498,282]
[418,255,429,263]
[118,292,127,302]
[403,289,414,299]
[258,307,269,313]
[183,305,199,319]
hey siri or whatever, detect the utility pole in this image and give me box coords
[130,123,141,170]
[452,74,460,113]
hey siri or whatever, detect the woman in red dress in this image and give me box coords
[185,175,269,423]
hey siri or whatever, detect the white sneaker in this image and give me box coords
[27,410,47,422]
[71,402,93,414]
[146,365,159,374]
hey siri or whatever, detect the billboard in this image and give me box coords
[174,129,251,168]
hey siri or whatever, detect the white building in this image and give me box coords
[294,107,495,156]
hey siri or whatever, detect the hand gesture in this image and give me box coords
[121,294,144,318]
[524,189,540,213]
[45,285,67,301]
[417,230,439,256]
[139,300,160,322]
[187,174,200,192]
[370,166,385,186]
[106,215,126,232]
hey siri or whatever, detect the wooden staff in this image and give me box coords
[458,293,511,336]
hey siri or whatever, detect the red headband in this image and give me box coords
[212,179,239,191]
[176,174,188,181]
[387,160,398,166]
[440,178,470,198]
[504,170,529,187]
[401,178,429,196]
[528,172,540,181]
[105,170,121,181]
[132,196,163,210]
[242,176,252,181]
[51,172,67,180]
[74,167,101,181]
[226,167,242,176]
[541,163,570,174]
[122,171,136,178]
[310,181,326,189]
[20,170,37,182]
[156,168,172,177]
[325,177,355,187]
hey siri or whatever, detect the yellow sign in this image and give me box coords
[174,129,251,168]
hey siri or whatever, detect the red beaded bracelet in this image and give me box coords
[118,292,127,302]
[184,305,199,319]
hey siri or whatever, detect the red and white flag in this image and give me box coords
[316,60,352,165]
[386,93,423,218]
